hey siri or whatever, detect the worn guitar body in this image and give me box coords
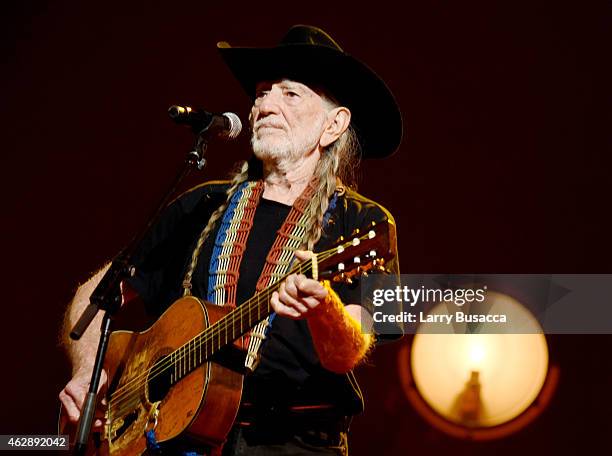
[60,220,396,455]
[99,297,242,455]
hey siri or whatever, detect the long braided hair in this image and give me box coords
[181,102,361,295]
[303,123,360,249]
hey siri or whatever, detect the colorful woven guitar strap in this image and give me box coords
[205,179,318,370]
[206,180,264,306]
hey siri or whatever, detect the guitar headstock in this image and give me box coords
[316,220,396,284]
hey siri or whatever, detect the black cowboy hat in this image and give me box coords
[217,25,402,159]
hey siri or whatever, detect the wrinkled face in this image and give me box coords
[250,79,330,163]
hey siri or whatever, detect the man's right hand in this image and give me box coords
[59,369,108,430]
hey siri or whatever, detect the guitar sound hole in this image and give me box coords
[147,355,173,403]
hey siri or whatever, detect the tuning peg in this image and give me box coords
[374,258,387,272]
[334,271,353,284]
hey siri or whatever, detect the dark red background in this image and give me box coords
[1,0,611,453]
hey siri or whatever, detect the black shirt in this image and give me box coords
[127,180,399,416]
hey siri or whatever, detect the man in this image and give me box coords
[60,25,402,455]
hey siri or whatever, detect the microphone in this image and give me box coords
[168,105,242,139]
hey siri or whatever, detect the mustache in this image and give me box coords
[253,119,286,132]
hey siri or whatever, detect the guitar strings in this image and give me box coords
[107,233,378,416]
[107,246,339,409]
[107,275,296,411]
[107,231,379,416]
[106,254,324,415]
[107,282,290,416]
[105,244,352,414]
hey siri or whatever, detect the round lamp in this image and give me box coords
[399,291,559,439]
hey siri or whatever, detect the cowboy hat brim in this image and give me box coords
[218,42,402,159]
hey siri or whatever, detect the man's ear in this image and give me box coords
[320,107,351,148]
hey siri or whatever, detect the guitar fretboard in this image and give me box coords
[168,261,309,384]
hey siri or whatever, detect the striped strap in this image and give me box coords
[244,181,318,370]
[207,181,263,306]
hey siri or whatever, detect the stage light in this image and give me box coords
[398,290,559,440]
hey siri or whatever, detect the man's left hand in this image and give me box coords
[270,250,328,319]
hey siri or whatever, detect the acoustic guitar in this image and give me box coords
[60,220,396,455]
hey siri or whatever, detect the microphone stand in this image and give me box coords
[69,128,212,456]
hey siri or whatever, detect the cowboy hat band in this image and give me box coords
[217,25,403,159]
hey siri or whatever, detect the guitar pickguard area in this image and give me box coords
[99,296,244,454]
[106,342,171,454]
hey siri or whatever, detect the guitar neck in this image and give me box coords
[165,222,391,384]
[204,258,313,347]
[167,258,315,384]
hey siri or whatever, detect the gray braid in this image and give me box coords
[304,124,361,250]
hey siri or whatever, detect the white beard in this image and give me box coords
[251,131,295,162]
[250,116,326,163]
